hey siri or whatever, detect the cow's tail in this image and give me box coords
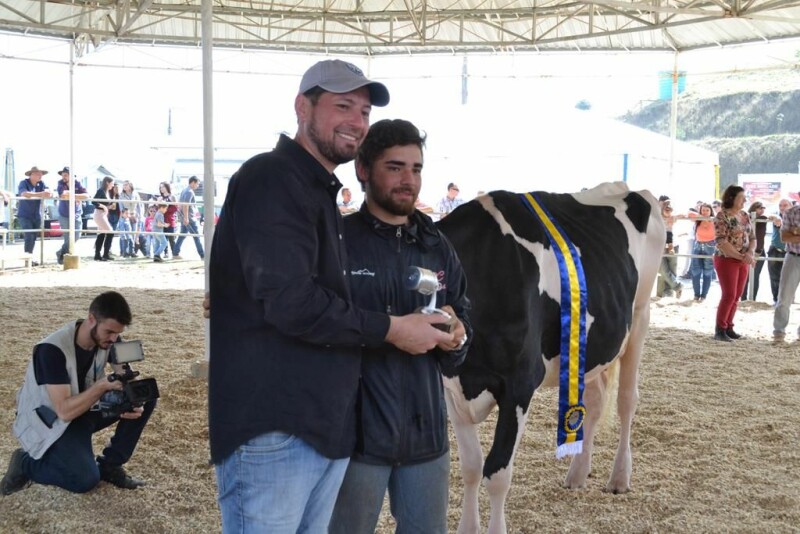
[599,357,621,434]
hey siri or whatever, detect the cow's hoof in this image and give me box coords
[605,484,631,494]
[562,479,588,490]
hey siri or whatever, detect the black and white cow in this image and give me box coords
[436,182,665,534]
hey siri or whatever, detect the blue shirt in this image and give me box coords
[57,179,87,218]
[16,179,49,220]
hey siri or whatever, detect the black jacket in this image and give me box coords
[208,135,390,464]
[344,205,471,465]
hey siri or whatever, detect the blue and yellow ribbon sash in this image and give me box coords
[520,193,587,459]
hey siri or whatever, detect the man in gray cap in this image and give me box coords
[208,60,453,533]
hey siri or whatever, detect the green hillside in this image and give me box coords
[621,68,800,188]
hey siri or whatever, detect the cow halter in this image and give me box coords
[520,192,587,459]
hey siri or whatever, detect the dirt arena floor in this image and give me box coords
[1,260,799,533]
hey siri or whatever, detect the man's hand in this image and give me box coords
[386,314,453,355]
[46,375,124,422]
[437,305,467,352]
[203,292,210,318]
[119,406,144,420]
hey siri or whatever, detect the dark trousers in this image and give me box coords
[741,250,766,300]
[17,216,40,254]
[768,247,785,302]
[95,233,114,258]
[164,226,177,256]
[20,399,156,493]
[58,216,82,256]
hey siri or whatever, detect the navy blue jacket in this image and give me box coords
[344,205,471,465]
[208,135,390,463]
[16,178,48,220]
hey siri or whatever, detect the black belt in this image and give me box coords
[789,251,800,257]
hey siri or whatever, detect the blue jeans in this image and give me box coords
[118,234,134,256]
[175,220,204,258]
[152,233,168,257]
[329,451,450,534]
[17,216,40,254]
[58,215,82,256]
[20,399,156,493]
[215,432,349,534]
[691,241,715,298]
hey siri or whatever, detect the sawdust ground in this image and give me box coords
[0,262,798,533]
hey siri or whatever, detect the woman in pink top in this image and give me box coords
[713,186,756,342]
[689,203,716,301]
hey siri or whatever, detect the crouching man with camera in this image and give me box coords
[1,291,157,496]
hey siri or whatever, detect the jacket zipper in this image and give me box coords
[396,225,407,465]
[396,226,402,253]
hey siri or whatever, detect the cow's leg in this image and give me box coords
[483,399,530,534]
[443,379,494,534]
[563,368,609,488]
[607,305,648,493]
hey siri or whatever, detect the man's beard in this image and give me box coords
[370,180,417,217]
[308,117,358,166]
[90,325,111,349]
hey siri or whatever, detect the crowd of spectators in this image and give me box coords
[3,170,206,266]
[657,191,800,342]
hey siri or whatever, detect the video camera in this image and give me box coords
[96,340,160,419]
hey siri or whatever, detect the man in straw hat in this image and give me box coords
[17,166,52,262]
[208,59,453,532]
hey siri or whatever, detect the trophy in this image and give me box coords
[404,266,457,333]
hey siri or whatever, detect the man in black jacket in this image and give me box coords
[208,61,455,533]
[329,119,471,534]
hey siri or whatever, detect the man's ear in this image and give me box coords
[355,161,368,186]
[295,94,309,123]
[86,313,97,329]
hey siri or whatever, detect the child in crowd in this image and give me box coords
[151,203,169,263]
[116,208,135,257]
[142,205,155,257]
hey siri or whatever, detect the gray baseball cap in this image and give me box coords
[298,60,389,107]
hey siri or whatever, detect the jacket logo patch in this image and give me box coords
[351,268,376,277]
[437,270,447,291]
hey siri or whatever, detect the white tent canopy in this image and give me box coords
[2,1,800,56]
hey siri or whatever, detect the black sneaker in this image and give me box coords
[1,448,31,496]
[726,328,743,340]
[56,250,64,265]
[97,458,145,489]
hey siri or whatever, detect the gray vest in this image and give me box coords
[14,321,109,459]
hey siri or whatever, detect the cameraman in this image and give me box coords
[1,291,156,495]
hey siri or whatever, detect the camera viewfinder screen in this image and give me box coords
[112,340,145,364]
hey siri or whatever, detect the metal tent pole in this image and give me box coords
[193,0,214,378]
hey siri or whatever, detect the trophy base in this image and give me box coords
[416,307,456,333]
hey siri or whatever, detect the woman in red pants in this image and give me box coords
[713,185,756,341]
